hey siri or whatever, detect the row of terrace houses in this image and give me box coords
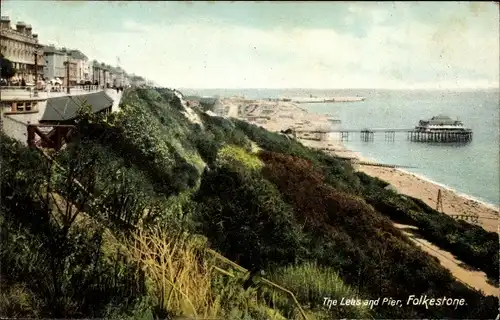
[1,15,143,88]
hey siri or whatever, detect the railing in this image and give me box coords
[206,248,309,320]
[27,124,76,151]
[1,85,103,99]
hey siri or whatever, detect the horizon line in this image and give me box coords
[175,87,500,91]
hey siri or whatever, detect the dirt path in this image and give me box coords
[394,223,498,296]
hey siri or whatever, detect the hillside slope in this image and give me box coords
[1,87,498,319]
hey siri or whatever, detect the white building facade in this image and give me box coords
[69,50,89,84]
[43,46,78,86]
[0,16,44,83]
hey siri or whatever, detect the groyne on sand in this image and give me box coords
[292,97,365,103]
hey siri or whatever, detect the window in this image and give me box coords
[25,102,32,111]
[16,102,25,112]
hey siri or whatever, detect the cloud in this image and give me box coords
[122,20,152,33]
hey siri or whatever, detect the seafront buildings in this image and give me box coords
[0,16,44,84]
[0,14,146,141]
[0,15,143,88]
[43,45,79,86]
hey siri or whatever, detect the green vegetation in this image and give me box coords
[359,179,499,281]
[1,87,498,319]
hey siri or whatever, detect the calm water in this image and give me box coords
[183,88,500,206]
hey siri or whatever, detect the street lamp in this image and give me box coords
[64,57,70,94]
[33,51,38,97]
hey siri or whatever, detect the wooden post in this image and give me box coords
[65,56,70,94]
[27,124,36,147]
[436,189,443,212]
[33,51,39,97]
[55,128,62,151]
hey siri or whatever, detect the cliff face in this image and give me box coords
[1,87,498,319]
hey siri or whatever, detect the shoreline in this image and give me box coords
[395,167,499,212]
[341,144,500,211]
[326,135,499,233]
[225,96,499,233]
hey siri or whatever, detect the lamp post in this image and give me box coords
[33,51,39,97]
[65,56,70,94]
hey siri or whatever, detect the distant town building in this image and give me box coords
[106,65,116,87]
[43,45,78,86]
[128,74,146,86]
[112,66,126,87]
[69,49,90,84]
[89,61,105,88]
[0,16,44,83]
[0,14,146,89]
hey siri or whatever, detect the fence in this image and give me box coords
[1,85,102,99]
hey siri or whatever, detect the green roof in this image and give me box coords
[40,91,113,122]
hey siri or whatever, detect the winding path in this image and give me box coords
[395,223,498,296]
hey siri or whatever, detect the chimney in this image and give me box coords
[16,21,26,33]
[1,16,10,29]
[25,24,32,36]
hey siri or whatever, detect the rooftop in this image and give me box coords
[44,45,68,55]
[40,91,113,122]
[431,115,453,121]
[69,49,88,60]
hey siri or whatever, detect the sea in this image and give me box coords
[181,88,500,207]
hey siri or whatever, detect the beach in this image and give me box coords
[224,96,499,234]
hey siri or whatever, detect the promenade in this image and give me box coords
[1,85,103,100]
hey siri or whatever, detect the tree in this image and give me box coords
[0,54,16,80]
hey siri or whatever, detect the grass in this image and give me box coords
[126,227,214,318]
[268,262,373,319]
[217,144,264,171]
[125,226,291,319]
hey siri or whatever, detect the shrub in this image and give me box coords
[268,262,372,319]
[258,150,498,319]
[364,191,499,280]
[194,165,303,271]
[217,145,263,171]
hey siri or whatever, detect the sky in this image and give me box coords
[3,1,499,89]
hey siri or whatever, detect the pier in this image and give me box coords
[407,130,472,143]
[292,97,365,103]
[291,128,473,143]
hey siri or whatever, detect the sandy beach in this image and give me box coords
[302,139,499,232]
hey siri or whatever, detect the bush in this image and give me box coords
[258,150,497,319]
[363,191,499,280]
[194,165,303,271]
[268,262,372,319]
